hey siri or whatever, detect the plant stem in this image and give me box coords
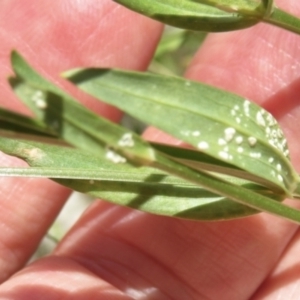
[153,152,300,224]
[263,7,300,35]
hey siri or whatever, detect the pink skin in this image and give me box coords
[0,0,300,299]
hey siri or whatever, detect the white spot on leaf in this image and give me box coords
[248,137,257,147]
[219,151,230,160]
[277,174,283,182]
[235,136,243,144]
[243,100,251,117]
[36,99,47,109]
[256,111,266,127]
[31,90,47,109]
[118,133,134,147]
[218,138,227,146]
[224,127,236,142]
[106,150,127,164]
[250,152,261,158]
[198,141,209,150]
[237,147,243,153]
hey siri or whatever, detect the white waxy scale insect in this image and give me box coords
[248,137,257,147]
[218,138,227,146]
[237,147,244,153]
[192,131,201,137]
[250,152,261,158]
[261,110,289,157]
[197,141,209,150]
[36,99,47,109]
[218,151,232,160]
[235,136,243,144]
[243,100,251,117]
[118,133,135,147]
[31,90,43,101]
[31,91,47,109]
[106,150,127,164]
[256,111,266,127]
[224,127,236,142]
[277,174,284,182]
[235,117,241,124]
[198,141,209,150]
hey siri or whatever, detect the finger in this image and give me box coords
[251,229,300,299]
[0,154,71,283]
[0,256,132,300]
[0,0,162,283]
[54,202,297,300]
[0,0,162,120]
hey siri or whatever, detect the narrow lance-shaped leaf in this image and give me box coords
[9,51,300,223]
[115,0,300,35]
[0,138,282,220]
[0,137,281,221]
[113,0,260,32]
[9,51,255,177]
[9,51,159,167]
[0,107,55,137]
[263,6,300,36]
[64,68,299,195]
[2,134,300,224]
[192,0,272,16]
[10,52,294,194]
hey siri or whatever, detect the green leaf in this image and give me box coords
[9,52,160,167]
[0,137,283,220]
[151,29,207,76]
[9,51,300,224]
[64,68,299,195]
[0,107,55,137]
[116,0,300,36]
[263,7,300,35]
[113,0,260,32]
[192,0,271,16]
[154,29,187,58]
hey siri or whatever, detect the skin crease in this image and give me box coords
[0,0,300,299]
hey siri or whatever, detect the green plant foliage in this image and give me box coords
[64,67,298,195]
[2,0,300,224]
[0,137,281,221]
[151,28,207,76]
[114,0,300,35]
[1,51,300,223]
[113,0,261,32]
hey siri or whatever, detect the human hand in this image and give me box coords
[0,0,300,299]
